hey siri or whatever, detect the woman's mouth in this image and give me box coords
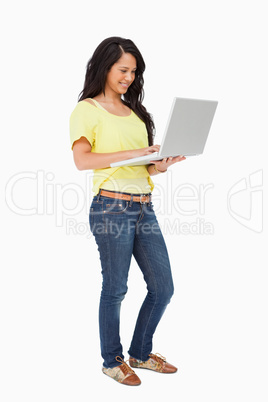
[119,82,129,88]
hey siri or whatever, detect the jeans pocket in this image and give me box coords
[103,200,129,215]
[146,202,154,214]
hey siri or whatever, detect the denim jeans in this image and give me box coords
[89,192,174,369]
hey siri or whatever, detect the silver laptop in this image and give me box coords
[110,97,218,167]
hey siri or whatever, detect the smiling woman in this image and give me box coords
[69,36,183,386]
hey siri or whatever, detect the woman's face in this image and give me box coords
[105,52,137,95]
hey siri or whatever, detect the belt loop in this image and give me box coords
[129,194,133,207]
[97,189,101,202]
[140,194,146,205]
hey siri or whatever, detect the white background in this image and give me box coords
[1,0,267,401]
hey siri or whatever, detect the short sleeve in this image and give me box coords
[69,102,96,149]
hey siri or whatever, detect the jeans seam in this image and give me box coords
[134,234,158,360]
[99,231,112,362]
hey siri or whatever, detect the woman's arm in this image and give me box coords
[72,137,161,170]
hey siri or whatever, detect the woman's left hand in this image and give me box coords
[150,155,186,172]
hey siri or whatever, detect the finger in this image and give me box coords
[148,146,160,154]
[174,155,186,162]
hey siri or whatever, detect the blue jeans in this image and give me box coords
[89,192,174,369]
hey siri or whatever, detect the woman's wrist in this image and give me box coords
[153,165,167,174]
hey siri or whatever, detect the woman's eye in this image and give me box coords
[120,70,136,74]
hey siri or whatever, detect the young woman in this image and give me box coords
[70,37,185,386]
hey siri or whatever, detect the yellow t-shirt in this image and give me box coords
[69,100,154,195]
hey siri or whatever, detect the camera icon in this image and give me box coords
[227,170,263,233]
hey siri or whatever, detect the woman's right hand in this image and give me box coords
[129,144,160,158]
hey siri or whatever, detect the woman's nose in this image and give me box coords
[125,72,133,82]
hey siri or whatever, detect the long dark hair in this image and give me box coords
[78,36,155,146]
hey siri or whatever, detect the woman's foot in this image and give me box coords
[129,353,177,373]
[102,356,141,385]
